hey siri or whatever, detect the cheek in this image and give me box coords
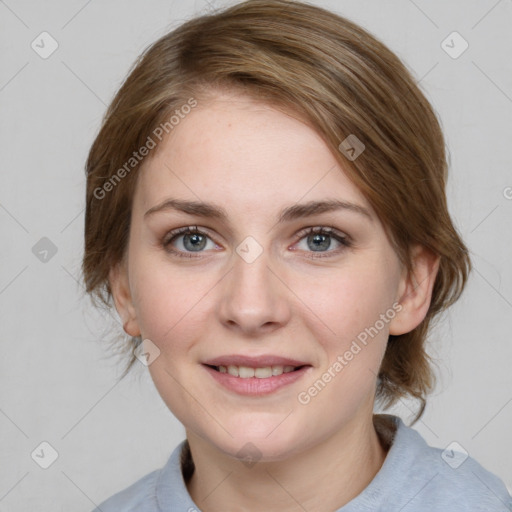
[290,257,398,408]
[292,259,397,347]
[294,274,392,425]
[128,253,209,350]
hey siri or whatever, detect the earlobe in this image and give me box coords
[389,245,440,336]
[109,261,141,337]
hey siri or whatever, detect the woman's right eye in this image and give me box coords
[163,226,219,258]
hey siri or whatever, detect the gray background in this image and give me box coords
[1,0,511,510]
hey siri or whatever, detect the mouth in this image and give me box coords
[201,356,312,395]
[206,364,308,379]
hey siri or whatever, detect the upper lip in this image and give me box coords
[203,354,310,367]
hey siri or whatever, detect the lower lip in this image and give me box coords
[203,365,311,395]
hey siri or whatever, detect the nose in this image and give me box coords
[217,245,292,336]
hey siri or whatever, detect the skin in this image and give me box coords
[110,90,440,511]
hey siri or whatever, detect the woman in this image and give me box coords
[83,0,511,510]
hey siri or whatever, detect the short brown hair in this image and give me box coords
[82,0,471,423]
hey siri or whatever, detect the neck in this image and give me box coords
[185,413,389,512]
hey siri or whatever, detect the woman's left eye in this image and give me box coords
[293,227,352,258]
[162,226,351,259]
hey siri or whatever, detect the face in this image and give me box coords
[113,91,413,461]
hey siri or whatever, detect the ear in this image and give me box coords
[389,244,440,336]
[109,259,141,337]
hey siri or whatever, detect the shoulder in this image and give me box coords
[409,440,512,510]
[90,440,192,512]
[91,468,160,512]
[367,415,512,511]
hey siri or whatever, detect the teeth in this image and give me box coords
[227,365,239,377]
[217,364,299,378]
[255,367,272,378]
[239,366,255,378]
[272,365,284,375]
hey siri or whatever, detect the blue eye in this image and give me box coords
[163,226,351,259]
[293,227,351,259]
[163,226,217,258]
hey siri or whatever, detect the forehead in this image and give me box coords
[134,94,372,219]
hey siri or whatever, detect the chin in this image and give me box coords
[202,417,309,462]
[216,437,301,464]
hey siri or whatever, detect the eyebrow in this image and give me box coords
[144,198,373,224]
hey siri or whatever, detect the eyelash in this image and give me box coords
[162,225,352,260]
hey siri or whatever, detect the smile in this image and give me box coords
[211,364,303,378]
[203,363,312,395]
